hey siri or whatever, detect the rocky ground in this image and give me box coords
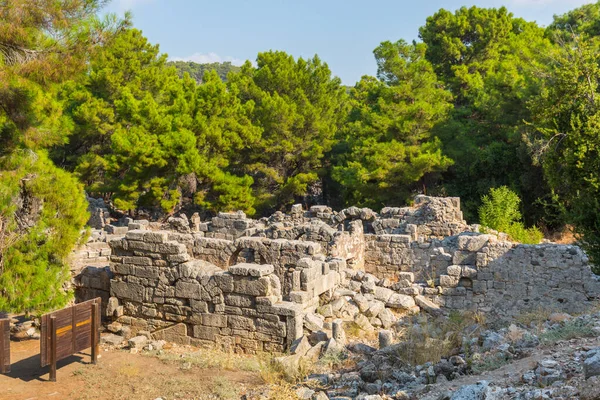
[5,298,600,400]
[262,305,600,400]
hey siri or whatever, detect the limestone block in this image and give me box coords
[386,293,416,310]
[304,313,324,332]
[175,280,202,300]
[457,234,493,252]
[106,296,120,316]
[122,256,152,266]
[256,318,285,337]
[193,325,219,341]
[439,275,459,288]
[225,294,255,308]
[374,286,394,303]
[364,301,385,318]
[229,263,274,277]
[233,276,271,296]
[353,293,370,313]
[127,240,156,252]
[125,230,146,241]
[133,266,159,279]
[213,272,234,292]
[415,295,444,316]
[111,280,144,302]
[447,265,462,276]
[202,314,228,328]
[228,315,256,331]
[167,253,190,263]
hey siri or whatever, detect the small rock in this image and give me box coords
[580,375,600,400]
[101,333,124,346]
[304,313,325,332]
[295,387,315,400]
[128,335,148,349]
[378,330,393,349]
[584,348,600,379]
[291,336,312,356]
[332,319,346,346]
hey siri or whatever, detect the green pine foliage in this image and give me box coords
[228,51,348,214]
[0,0,116,313]
[169,61,241,83]
[419,6,556,224]
[332,40,453,208]
[55,29,258,215]
[0,152,89,313]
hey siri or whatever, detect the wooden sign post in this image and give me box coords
[0,317,9,374]
[41,298,101,382]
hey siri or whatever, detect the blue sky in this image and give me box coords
[106,0,594,84]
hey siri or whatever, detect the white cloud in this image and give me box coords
[169,52,246,66]
[509,0,593,5]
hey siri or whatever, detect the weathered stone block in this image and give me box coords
[193,325,219,341]
[111,280,144,302]
[229,263,274,277]
[228,315,256,331]
[233,276,271,296]
[175,281,202,300]
[202,313,228,328]
[144,231,169,243]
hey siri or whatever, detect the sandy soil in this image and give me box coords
[0,339,263,400]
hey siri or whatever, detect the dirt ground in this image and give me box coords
[0,339,264,400]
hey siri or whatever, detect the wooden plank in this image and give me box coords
[49,316,56,382]
[91,301,98,364]
[0,319,9,374]
[41,298,102,367]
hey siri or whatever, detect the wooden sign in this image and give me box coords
[40,298,100,381]
[0,317,9,374]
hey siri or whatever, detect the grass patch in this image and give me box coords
[516,307,554,329]
[318,349,347,369]
[147,348,263,372]
[118,363,140,377]
[395,311,486,366]
[470,352,511,374]
[539,319,596,344]
[211,376,239,400]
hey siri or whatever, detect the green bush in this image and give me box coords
[479,186,543,244]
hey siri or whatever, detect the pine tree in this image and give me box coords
[228,51,347,214]
[0,0,122,313]
[332,40,453,208]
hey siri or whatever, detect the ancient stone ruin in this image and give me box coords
[74,196,600,353]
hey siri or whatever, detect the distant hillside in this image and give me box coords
[168,61,242,83]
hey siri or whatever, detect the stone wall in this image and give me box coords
[75,195,600,352]
[107,230,309,352]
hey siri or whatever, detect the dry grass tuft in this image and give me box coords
[395,311,485,366]
[516,307,553,329]
[148,347,262,372]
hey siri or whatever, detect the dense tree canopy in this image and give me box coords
[527,34,600,270]
[3,1,600,312]
[169,60,241,83]
[419,6,555,224]
[332,40,453,208]
[229,51,347,213]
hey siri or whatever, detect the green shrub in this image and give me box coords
[539,319,595,344]
[479,186,543,244]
